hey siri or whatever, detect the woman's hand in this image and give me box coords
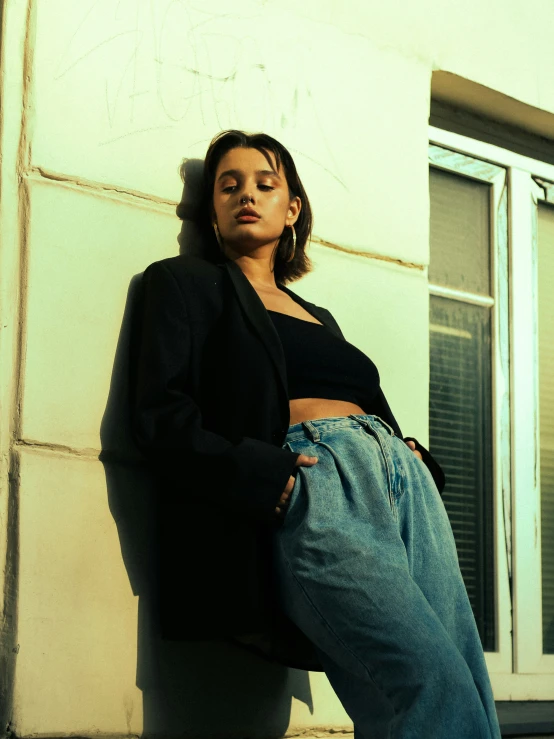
[405,440,423,461]
[275,454,319,517]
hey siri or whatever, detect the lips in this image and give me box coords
[236,207,260,222]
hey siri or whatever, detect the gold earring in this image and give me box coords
[286,225,296,262]
[213,222,223,249]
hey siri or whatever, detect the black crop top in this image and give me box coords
[267,310,381,412]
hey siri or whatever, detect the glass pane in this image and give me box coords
[429,167,492,296]
[538,201,554,654]
[429,295,495,650]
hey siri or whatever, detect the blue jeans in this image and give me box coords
[272,414,501,739]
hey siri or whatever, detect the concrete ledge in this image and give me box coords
[496,701,554,736]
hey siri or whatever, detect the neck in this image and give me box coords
[229,252,279,291]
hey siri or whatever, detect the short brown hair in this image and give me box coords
[194,130,314,285]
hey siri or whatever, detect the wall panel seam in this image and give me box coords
[26,166,179,213]
[22,170,426,269]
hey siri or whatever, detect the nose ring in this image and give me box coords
[240,195,252,205]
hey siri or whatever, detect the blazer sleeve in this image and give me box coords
[320,307,446,497]
[131,261,300,524]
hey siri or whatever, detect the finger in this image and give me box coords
[407,444,423,460]
[284,475,296,494]
[296,454,318,466]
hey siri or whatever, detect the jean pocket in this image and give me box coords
[285,468,302,513]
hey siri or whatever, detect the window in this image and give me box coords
[428,150,508,653]
[428,129,554,696]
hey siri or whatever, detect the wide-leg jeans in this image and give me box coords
[272,414,501,739]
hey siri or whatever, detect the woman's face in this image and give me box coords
[212,146,301,256]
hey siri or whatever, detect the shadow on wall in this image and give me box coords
[99,159,313,738]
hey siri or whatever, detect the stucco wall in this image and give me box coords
[2,0,554,736]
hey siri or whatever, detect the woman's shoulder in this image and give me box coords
[145,253,223,280]
[141,255,227,316]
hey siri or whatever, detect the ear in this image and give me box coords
[286,196,302,226]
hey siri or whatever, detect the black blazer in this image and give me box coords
[130,253,445,671]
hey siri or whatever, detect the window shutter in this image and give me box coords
[538,202,554,654]
[429,165,496,650]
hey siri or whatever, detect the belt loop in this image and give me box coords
[348,413,395,438]
[376,416,396,437]
[348,413,368,430]
[301,420,320,442]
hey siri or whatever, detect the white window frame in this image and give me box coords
[429,125,554,700]
[428,143,511,676]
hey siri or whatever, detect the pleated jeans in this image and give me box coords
[272,413,501,739]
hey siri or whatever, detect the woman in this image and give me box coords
[132,130,501,738]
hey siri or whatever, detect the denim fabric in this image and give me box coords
[272,414,501,739]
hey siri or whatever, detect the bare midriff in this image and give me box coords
[288,398,367,427]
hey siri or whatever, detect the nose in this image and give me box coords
[239,189,255,205]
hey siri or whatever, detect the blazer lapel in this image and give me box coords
[221,260,289,400]
[218,259,336,397]
[220,259,338,400]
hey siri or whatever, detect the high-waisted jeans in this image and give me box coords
[272,414,501,739]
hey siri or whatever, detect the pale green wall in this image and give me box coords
[1,0,554,735]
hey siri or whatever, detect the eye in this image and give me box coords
[222,185,237,193]
[258,184,274,191]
